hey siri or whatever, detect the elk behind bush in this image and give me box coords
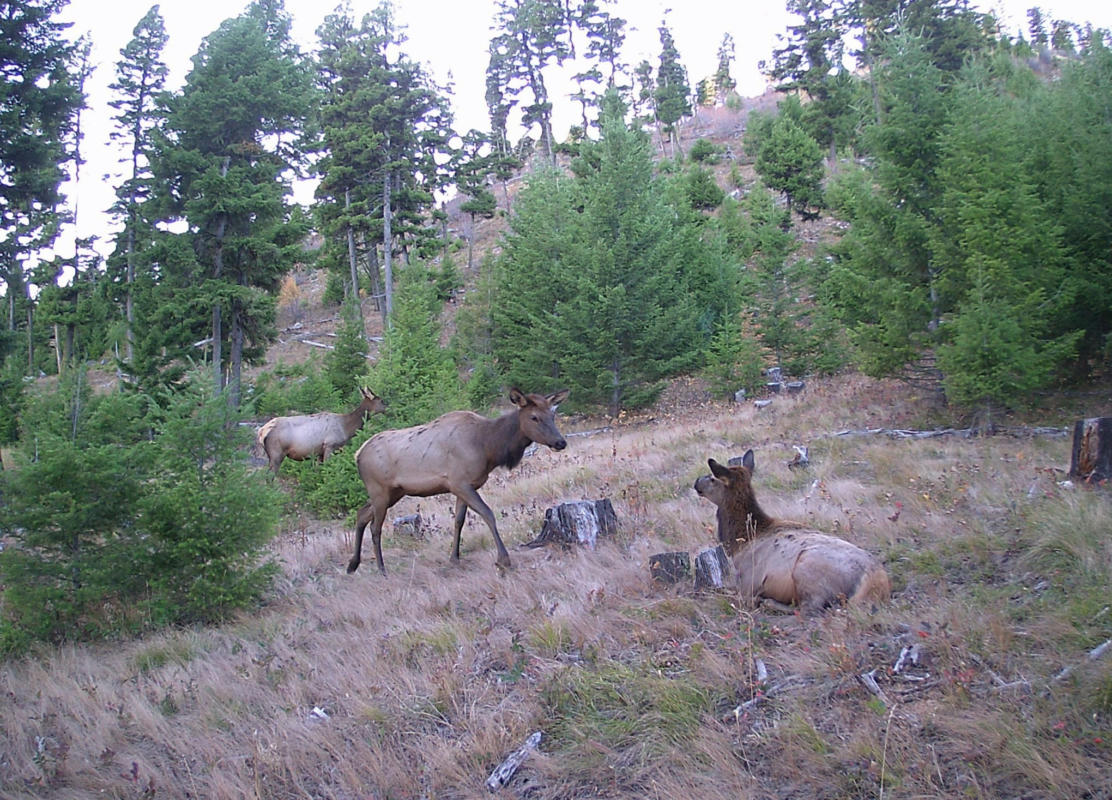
[257,387,386,474]
[694,451,890,613]
[348,387,570,575]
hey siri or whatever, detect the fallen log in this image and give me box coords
[486,731,541,791]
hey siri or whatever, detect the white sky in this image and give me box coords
[52,0,1112,263]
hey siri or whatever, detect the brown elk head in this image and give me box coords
[509,387,569,451]
[359,387,387,417]
[694,450,763,554]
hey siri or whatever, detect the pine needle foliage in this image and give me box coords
[491,91,734,415]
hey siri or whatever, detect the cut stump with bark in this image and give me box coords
[524,499,618,549]
[392,513,423,538]
[694,545,731,591]
[1070,418,1112,484]
[649,552,690,584]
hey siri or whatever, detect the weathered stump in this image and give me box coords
[1070,417,1112,484]
[694,545,731,591]
[524,499,617,549]
[787,445,809,469]
[649,552,690,584]
[392,513,423,538]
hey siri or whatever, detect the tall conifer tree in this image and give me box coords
[108,4,168,376]
[0,0,82,370]
[153,0,313,406]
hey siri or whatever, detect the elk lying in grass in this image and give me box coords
[348,387,570,575]
[257,387,386,475]
[694,451,890,613]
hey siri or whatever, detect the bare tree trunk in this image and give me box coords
[229,300,243,408]
[125,217,135,370]
[25,291,32,373]
[344,189,365,337]
[382,156,394,326]
[466,212,475,270]
[54,323,63,375]
[211,156,231,394]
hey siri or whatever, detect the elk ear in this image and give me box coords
[741,449,755,473]
[547,388,569,408]
[508,387,527,408]
[709,458,730,479]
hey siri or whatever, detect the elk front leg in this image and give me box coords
[454,486,511,568]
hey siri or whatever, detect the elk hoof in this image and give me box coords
[346,559,360,574]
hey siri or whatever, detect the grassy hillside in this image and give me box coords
[2,374,1109,798]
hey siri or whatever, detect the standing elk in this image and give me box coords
[257,387,386,475]
[347,387,570,575]
[694,451,890,613]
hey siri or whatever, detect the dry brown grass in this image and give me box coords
[2,376,1110,799]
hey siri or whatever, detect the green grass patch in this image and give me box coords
[539,659,714,774]
[132,639,196,674]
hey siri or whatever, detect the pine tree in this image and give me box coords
[107,4,169,376]
[754,114,825,221]
[153,0,313,407]
[654,20,691,157]
[492,92,730,414]
[488,0,575,165]
[454,130,498,270]
[324,296,370,398]
[315,1,454,328]
[713,33,737,103]
[368,265,460,427]
[0,0,82,371]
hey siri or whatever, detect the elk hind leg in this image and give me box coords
[450,496,468,562]
[348,501,378,574]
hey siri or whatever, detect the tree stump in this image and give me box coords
[392,513,423,538]
[694,545,731,590]
[524,499,617,549]
[649,552,690,584]
[1070,418,1112,484]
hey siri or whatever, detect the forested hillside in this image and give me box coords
[1,1,1111,795]
[1,2,1111,786]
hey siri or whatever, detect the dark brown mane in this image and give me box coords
[712,462,775,555]
[490,410,531,471]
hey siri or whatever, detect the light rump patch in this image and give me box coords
[694,450,890,614]
[348,387,570,575]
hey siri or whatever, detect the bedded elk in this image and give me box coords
[347,387,570,575]
[257,387,386,475]
[694,451,890,613]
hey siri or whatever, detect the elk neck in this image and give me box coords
[487,409,532,471]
